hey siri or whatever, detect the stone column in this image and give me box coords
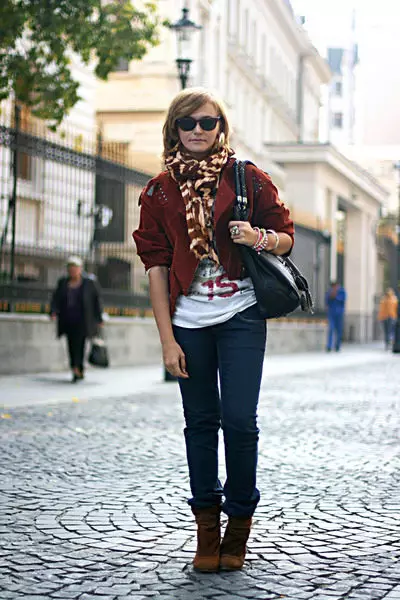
[344,208,368,342]
[328,190,338,282]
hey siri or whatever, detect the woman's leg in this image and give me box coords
[383,319,390,348]
[66,329,85,379]
[77,334,86,375]
[216,305,267,518]
[327,314,335,351]
[335,314,344,351]
[215,304,266,570]
[173,325,222,572]
[173,325,223,509]
[66,332,76,371]
[388,318,396,345]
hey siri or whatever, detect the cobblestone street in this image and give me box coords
[1,348,400,600]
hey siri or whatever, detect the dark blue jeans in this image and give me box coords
[382,318,395,348]
[173,304,267,518]
[327,312,344,351]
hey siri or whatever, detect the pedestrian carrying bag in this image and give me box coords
[233,159,314,319]
[88,336,109,368]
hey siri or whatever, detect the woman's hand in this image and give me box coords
[162,340,189,379]
[228,221,258,247]
[228,222,293,255]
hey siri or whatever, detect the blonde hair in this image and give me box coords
[162,87,231,160]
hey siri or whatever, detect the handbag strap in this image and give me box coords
[234,159,314,313]
[233,159,253,221]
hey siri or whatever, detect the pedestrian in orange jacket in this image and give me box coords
[378,288,398,349]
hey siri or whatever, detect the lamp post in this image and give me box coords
[392,161,400,353]
[170,7,202,90]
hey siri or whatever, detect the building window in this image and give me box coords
[334,81,342,96]
[333,112,343,128]
[113,58,129,72]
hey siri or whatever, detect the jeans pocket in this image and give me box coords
[234,303,265,324]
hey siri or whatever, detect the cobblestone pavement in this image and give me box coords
[1,352,400,600]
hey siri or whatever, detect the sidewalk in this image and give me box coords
[0,343,392,409]
[1,341,399,600]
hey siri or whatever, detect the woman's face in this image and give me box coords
[177,101,221,159]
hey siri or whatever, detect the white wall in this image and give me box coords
[0,314,327,374]
[357,8,400,146]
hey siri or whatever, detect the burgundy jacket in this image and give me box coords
[132,158,294,316]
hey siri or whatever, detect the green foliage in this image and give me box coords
[0,0,160,127]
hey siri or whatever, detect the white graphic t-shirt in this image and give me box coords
[172,258,257,328]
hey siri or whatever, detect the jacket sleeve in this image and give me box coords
[50,278,63,314]
[132,185,173,271]
[250,167,294,253]
[377,299,385,321]
[91,279,103,323]
[325,290,330,307]
[336,288,346,305]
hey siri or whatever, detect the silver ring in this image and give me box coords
[231,225,240,236]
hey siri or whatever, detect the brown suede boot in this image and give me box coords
[192,506,221,572]
[220,516,252,570]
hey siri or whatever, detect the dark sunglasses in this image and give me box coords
[176,116,221,132]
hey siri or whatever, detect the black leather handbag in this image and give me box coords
[88,336,109,368]
[233,159,314,319]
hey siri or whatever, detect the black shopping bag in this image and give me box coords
[88,337,109,368]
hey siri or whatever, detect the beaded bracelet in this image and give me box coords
[252,227,280,253]
[252,227,263,250]
[252,227,269,253]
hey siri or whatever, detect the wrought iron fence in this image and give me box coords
[0,100,152,314]
[0,100,333,320]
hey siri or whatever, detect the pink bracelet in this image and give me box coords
[252,227,263,249]
[252,228,269,253]
[252,228,280,253]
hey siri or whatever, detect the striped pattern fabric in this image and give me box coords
[165,147,234,264]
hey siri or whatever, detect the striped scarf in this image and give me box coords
[165,147,233,263]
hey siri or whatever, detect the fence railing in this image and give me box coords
[0,100,152,308]
[0,100,337,319]
[0,281,152,317]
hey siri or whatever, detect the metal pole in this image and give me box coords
[180,73,187,89]
[10,103,20,281]
[92,131,103,271]
[176,59,191,91]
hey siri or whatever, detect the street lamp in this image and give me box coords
[392,161,400,353]
[170,6,202,90]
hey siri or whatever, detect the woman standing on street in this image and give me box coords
[378,288,398,350]
[133,88,294,572]
[50,256,103,382]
